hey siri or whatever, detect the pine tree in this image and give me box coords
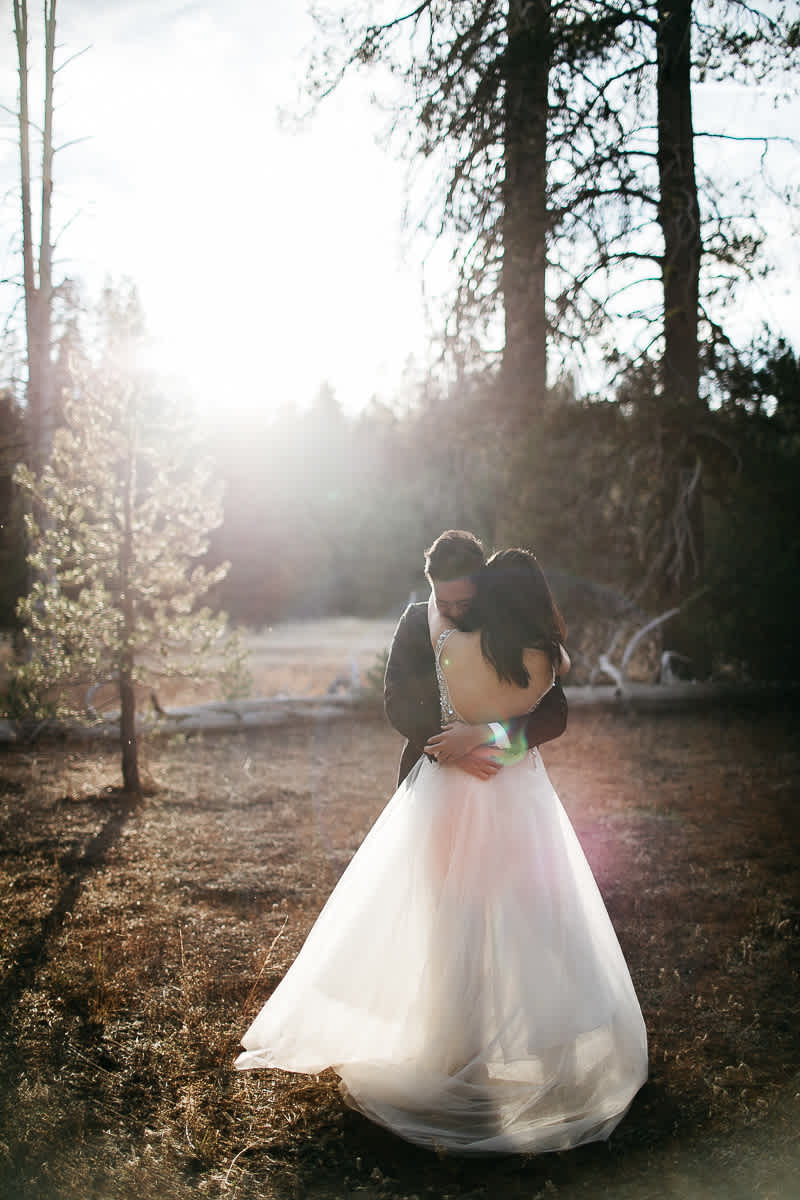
[12,287,243,794]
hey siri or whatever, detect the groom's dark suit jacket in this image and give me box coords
[384,601,568,786]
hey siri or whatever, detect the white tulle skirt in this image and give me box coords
[235,752,648,1155]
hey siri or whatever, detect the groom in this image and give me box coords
[384,529,568,785]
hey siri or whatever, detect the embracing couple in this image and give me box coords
[237,530,647,1157]
[384,529,570,786]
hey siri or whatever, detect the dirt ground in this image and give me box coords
[1,701,799,1200]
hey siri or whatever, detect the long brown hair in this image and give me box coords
[468,549,566,686]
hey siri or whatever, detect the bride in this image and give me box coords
[235,549,648,1155]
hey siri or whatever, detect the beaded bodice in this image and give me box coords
[434,628,461,725]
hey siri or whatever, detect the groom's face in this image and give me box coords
[431,576,476,627]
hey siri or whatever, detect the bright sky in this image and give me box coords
[0,0,432,422]
[0,1,797,425]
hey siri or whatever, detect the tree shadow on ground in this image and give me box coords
[0,788,140,1018]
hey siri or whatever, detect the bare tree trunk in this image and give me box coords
[119,667,141,795]
[502,0,551,429]
[118,388,141,796]
[655,0,704,602]
[13,0,56,474]
[14,0,41,468]
[39,0,56,461]
[657,0,700,414]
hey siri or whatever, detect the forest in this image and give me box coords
[1,0,799,708]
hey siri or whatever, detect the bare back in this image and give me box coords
[436,628,555,724]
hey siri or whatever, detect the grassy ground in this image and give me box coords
[1,620,398,717]
[1,702,799,1200]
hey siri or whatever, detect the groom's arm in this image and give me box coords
[424,682,568,765]
[383,605,441,750]
[507,681,568,751]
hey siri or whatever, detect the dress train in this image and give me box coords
[236,750,648,1155]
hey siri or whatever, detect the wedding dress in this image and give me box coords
[235,630,648,1155]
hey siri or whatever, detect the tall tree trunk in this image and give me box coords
[119,666,141,796]
[13,0,41,469]
[38,0,56,460]
[502,0,551,429]
[13,0,56,474]
[657,0,700,414]
[655,0,704,603]
[118,392,141,796]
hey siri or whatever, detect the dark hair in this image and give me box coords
[424,529,485,582]
[469,548,567,686]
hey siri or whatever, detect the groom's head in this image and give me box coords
[424,530,485,625]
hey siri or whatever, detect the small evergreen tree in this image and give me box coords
[12,287,243,794]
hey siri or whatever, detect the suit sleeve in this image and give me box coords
[384,607,441,749]
[504,681,568,751]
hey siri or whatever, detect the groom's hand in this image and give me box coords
[451,746,503,781]
[425,721,488,762]
[425,722,505,780]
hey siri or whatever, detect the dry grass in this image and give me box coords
[1,703,799,1200]
[1,620,397,715]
